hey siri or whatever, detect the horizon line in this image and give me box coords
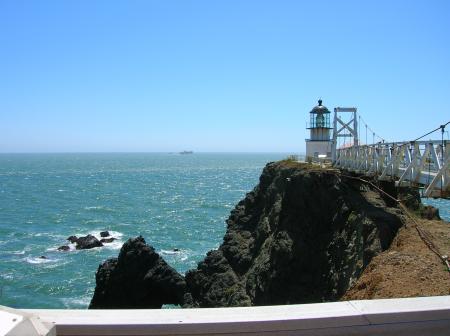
[0,151,306,155]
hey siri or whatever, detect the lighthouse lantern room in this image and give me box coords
[306,99,333,160]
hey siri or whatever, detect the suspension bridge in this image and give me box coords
[333,115,449,198]
[306,101,449,198]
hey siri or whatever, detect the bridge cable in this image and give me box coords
[358,114,387,144]
[339,173,450,275]
[395,121,450,149]
[365,124,367,145]
[412,123,448,142]
[358,115,361,145]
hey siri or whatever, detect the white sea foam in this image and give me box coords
[67,230,124,250]
[84,206,114,212]
[25,256,59,264]
[160,249,189,262]
[160,249,180,255]
[47,230,124,252]
[1,273,14,280]
[102,240,124,250]
[47,242,76,252]
[84,219,104,224]
[61,296,91,308]
[94,230,123,239]
[11,250,25,255]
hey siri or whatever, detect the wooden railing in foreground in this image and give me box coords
[22,295,450,336]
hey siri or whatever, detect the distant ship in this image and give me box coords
[179,150,193,155]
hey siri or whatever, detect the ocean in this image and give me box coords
[0,153,448,309]
[0,153,287,309]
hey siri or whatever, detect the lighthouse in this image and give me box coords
[305,99,333,160]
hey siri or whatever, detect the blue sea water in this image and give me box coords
[0,153,448,309]
[0,153,288,309]
[421,198,450,222]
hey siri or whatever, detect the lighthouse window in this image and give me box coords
[316,113,325,127]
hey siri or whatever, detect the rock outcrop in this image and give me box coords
[100,231,110,238]
[57,245,70,251]
[89,236,186,309]
[100,237,116,244]
[63,233,119,251]
[76,234,103,250]
[90,161,409,308]
[183,162,405,307]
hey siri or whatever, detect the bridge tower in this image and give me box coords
[306,99,333,160]
[331,107,358,162]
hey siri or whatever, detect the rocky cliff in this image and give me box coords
[90,161,410,309]
[89,236,186,308]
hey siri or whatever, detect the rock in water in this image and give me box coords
[76,234,103,250]
[89,236,186,309]
[67,235,78,244]
[100,231,110,237]
[100,237,116,243]
[420,205,441,220]
[57,245,70,251]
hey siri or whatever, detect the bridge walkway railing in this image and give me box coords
[334,141,449,197]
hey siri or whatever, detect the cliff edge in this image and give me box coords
[89,161,448,309]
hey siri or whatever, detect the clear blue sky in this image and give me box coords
[1,0,449,153]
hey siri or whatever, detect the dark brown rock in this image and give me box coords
[420,205,441,220]
[184,162,405,307]
[67,235,78,244]
[100,237,116,243]
[76,234,103,250]
[57,245,70,251]
[100,231,110,238]
[89,236,186,309]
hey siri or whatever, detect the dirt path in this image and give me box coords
[343,217,450,300]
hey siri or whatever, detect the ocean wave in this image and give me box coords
[61,296,91,309]
[160,249,180,255]
[0,273,14,280]
[55,230,124,251]
[89,230,123,239]
[83,219,105,224]
[31,232,66,240]
[24,256,60,264]
[11,250,26,255]
[102,240,124,250]
[160,249,189,262]
[96,230,125,250]
[47,242,77,252]
[84,206,115,212]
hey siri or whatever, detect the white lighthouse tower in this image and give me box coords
[305,99,333,160]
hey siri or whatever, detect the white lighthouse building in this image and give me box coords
[305,99,333,160]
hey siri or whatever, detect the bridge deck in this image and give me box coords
[334,141,449,198]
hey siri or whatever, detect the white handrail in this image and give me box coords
[22,295,450,336]
[334,141,449,197]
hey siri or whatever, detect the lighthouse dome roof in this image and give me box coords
[310,99,330,113]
